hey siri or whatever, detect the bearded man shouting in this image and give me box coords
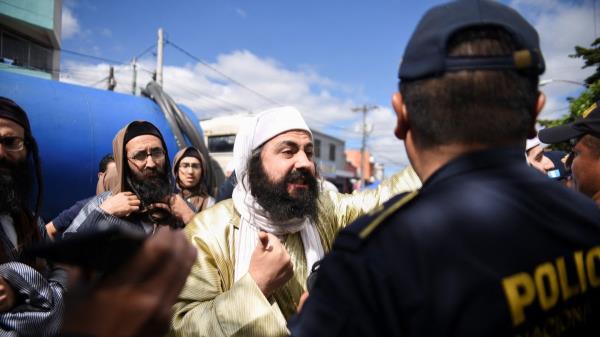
[170,106,421,337]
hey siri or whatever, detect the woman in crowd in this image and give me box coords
[173,147,215,212]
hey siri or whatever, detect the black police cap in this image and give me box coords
[539,101,600,144]
[398,0,545,82]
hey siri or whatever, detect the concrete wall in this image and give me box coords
[0,0,56,30]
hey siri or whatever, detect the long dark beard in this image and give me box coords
[0,158,31,214]
[248,155,319,223]
[128,167,171,206]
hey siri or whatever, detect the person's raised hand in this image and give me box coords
[248,231,294,298]
[167,194,195,224]
[100,192,141,217]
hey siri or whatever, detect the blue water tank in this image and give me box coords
[0,71,205,220]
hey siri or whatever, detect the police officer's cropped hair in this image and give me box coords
[399,27,539,149]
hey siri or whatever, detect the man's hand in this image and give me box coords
[249,231,294,298]
[168,194,195,224]
[61,227,197,337]
[100,192,141,217]
[45,222,57,240]
[0,277,16,313]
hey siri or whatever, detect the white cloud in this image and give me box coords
[59,51,375,158]
[61,6,80,40]
[235,8,247,18]
[61,0,596,174]
[100,28,112,38]
[511,0,596,120]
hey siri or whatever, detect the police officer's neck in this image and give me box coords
[410,143,489,183]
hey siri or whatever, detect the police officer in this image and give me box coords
[539,101,600,204]
[288,1,600,336]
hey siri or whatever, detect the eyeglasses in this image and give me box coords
[180,162,201,170]
[0,136,25,152]
[128,147,165,163]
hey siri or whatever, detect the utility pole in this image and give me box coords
[352,105,377,189]
[156,28,164,86]
[131,57,137,95]
[107,66,116,91]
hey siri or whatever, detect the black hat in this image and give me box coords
[124,120,164,145]
[0,97,32,133]
[399,0,545,82]
[538,102,600,144]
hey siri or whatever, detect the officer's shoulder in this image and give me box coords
[334,190,419,252]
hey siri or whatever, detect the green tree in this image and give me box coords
[573,37,600,86]
[538,81,600,129]
[539,38,600,130]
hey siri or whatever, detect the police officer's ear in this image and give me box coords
[392,92,409,140]
[529,92,546,139]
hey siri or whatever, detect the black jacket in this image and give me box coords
[289,146,600,337]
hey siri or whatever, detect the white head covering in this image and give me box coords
[526,136,548,151]
[233,106,312,180]
[232,106,324,282]
[526,137,541,151]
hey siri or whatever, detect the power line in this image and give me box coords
[133,43,157,60]
[165,39,283,107]
[60,49,127,66]
[352,105,377,189]
[88,76,109,88]
[366,147,408,166]
[166,81,252,114]
[60,48,156,75]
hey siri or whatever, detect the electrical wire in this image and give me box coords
[166,39,283,107]
[165,80,253,114]
[60,49,127,66]
[143,82,224,192]
[133,43,156,60]
[88,76,109,87]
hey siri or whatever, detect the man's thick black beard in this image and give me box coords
[128,168,171,206]
[0,158,31,214]
[248,154,319,223]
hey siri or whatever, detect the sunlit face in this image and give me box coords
[571,136,600,199]
[125,135,166,179]
[0,117,26,167]
[178,156,202,189]
[526,144,555,174]
[260,130,315,196]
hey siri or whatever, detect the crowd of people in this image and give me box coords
[0,0,599,336]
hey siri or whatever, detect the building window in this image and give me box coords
[314,139,321,158]
[207,134,236,152]
[0,30,53,73]
[329,144,336,161]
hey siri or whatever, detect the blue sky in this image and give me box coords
[60,0,598,174]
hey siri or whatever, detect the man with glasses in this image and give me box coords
[0,97,66,336]
[539,101,600,205]
[65,121,195,236]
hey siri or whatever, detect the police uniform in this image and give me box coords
[289,1,600,335]
[288,147,600,337]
